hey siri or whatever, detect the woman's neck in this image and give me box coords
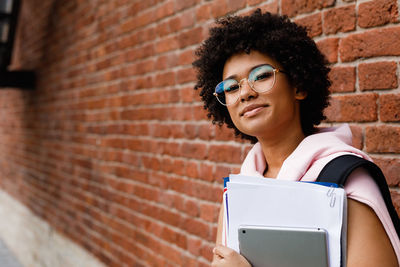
[259,128,305,178]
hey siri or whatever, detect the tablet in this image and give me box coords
[238,225,329,267]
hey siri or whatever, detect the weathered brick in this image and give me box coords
[176,67,196,84]
[294,13,322,38]
[208,144,242,164]
[3,1,400,267]
[247,0,265,5]
[281,0,335,17]
[339,27,400,62]
[323,5,356,34]
[328,66,356,93]
[366,126,400,153]
[358,61,398,91]
[372,157,400,186]
[169,9,196,32]
[380,94,400,122]
[200,203,219,222]
[324,94,378,122]
[259,0,279,13]
[350,125,363,150]
[196,2,212,21]
[316,38,339,63]
[178,27,204,49]
[358,0,399,28]
[391,191,400,216]
[211,0,229,18]
[175,0,198,11]
[226,0,247,13]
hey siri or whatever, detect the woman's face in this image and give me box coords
[222,51,306,140]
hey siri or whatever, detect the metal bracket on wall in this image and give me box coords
[0,0,35,90]
[0,70,35,89]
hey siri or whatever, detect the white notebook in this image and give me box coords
[223,174,347,267]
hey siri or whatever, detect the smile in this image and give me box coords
[240,104,269,118]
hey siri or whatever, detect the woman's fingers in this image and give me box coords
[213,245,236,258]
[212,245,252,267]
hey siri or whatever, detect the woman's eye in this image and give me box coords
[254,71,272,81]
[225,84,239,92]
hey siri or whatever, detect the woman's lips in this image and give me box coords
[243,106,266,117]
[240,104,269,118]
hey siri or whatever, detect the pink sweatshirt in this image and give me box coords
[240,124,400,263]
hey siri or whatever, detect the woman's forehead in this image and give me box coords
[222,51,279,79]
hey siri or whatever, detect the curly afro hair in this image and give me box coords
[193,9,331,143]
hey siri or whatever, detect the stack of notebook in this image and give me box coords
[222,174,347,267]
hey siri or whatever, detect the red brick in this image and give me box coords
[155,21,170,37]
[200,203,219,222]
[259,0,279,13]
[339,27,400,62]
[349,125,363,150]
[155,36,179,53]
[196,2,212,21]
[372,157,400,186]
[208,144,242,164]
[155,53,179,71]
[200,243,214,262]
[178,27,204,49]
[247,0,265,5]
[281,0,335,17]
[153,71,176,87]
[380,94,400,122]
[215,124,236,141]
[226,0,247,12]
[294,13,322,38]
[181,86,201,103]
[175,0,198,11]
[185,161,199,178]
[186,237,202,256]
[211,0,229,18]
[169,9,196,32]
[324,94,378,122]
[366,126,400,153]
[183,217,211,240]
[358,0,399,28]
[179,49,195,66]
[199,162,215,182]
[187,181,222,203]
[176,67,196,84]
[358,61,398,91]
[181,142,208,160]
[214,165,237,181]
[159,243,184,266]
[328,66,356,93]
[155,0,175,21]
[391,191,400,216]
[316,38,338,63]
[323,5,356,34]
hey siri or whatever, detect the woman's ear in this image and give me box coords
[294,88,307,100]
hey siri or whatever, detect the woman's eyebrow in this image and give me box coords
[223,63,270,81]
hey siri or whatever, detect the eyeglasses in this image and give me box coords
[213,64,286,106]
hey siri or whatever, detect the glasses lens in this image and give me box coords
[249,65,275,93]
[215,79,239,105]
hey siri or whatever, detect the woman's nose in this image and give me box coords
[239,78,257,102]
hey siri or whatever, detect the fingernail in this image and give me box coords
[212,247,216,254]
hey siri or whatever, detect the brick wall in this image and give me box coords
[0,0,399,266]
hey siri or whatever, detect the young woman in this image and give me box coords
[193,10,399,267]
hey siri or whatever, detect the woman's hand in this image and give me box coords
[211,245,252,267]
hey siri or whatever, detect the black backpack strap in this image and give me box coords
[317,154,400,238]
